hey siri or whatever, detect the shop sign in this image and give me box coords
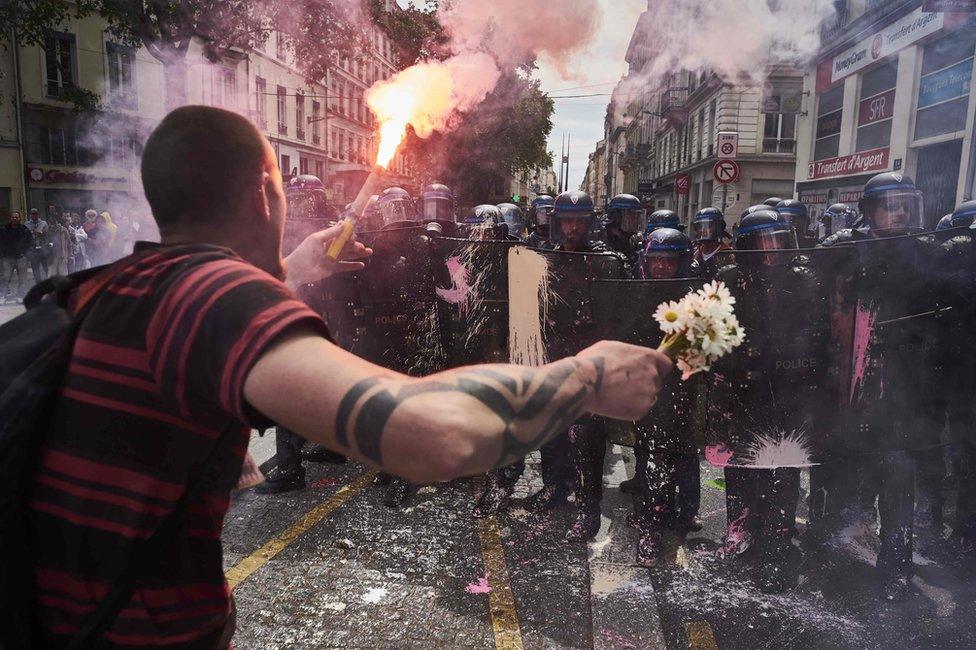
[26,166,128,186]
[807,147,890,180]
[817,7,945,91]
[858,88,896,125]
[922,0,976,12]
[817,111,842,138]
[918,58,973,109]
[675,174,692,195]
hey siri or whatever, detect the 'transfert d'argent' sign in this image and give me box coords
[807,148,890,180]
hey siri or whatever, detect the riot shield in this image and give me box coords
[507,248,626,368]
[838,234,944,453]
[705,248,842,468]
[430,237,516,367]
[590,277,704,449]
[320,227,448,376]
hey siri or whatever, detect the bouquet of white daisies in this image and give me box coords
[654,281,745,380]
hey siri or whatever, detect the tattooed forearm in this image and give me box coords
[334,357,607,471]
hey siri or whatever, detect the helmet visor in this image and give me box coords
[379,199,416,229]
[422,198,453,222]
[552,215,592,246]
[535,205,554,225]
[869,190,923,234]
[746,228,797,251]
[642,251,685,279]
[617,208,643,234]
[694,219,721,241]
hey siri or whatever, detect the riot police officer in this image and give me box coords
[632,228,703,566]
[934,201,976,554]
[713,210,827,592]
[763,197,785,208]
[376,187,420,229]
[820,203,858,241]
[817,172,929,600]
[936,214,954,231]
[605,194,645,267]
[497,203,527,240]
[548,190,632,539]
[419,183,456,226]
[691,207,732,279]
[525,195,555,248]
[645,209,682,235]
[775,199,813,248]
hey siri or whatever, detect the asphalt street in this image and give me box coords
[225,436,976,649]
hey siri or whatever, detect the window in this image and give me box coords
[300,156,309,175]
[338,131,345,160]
[106,43,135,107]
[215,68,236,108]
[276,31,287,61]
[254,77,267,128]
[27,124,79,166]
[338,81,346,116]
[44,32,75,97]
[296,93,306,140]
[312,101,322,144]
[763,113,797,153]
[330,129,337,158]
[915,30,975,140]
[697,108,705,160]
[315,160,324,180]
[281,154,291,178]
[856,59,897,152]
[708,99,717,157]
[814,84,843,160]
[277,86,287,134]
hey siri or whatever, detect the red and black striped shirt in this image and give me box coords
[28,243,328,648]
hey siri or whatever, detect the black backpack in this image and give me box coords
[0,258,231,649]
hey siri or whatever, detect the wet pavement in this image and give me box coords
[224,436,976,649]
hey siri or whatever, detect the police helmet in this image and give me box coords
[775,200,808,228]
[950,200,976,229]
[552,190,595,246]
[859,172,923,235]
[286,175,326,192]
[497,203,526,238]
[419,183,455,223]
[642,228,693,279]
[763,197,785,208]
[693,207,725,242]
[376,187,418,229]
[735,209,797,252]
[530,195,555,226]
[936,214,954,231]
[824,203,858,230]
[607,193,644,235]
[645,209,681,235]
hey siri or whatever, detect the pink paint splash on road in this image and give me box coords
[436,256,475,313]
[850,301,877,403]
[705,444,735,468]
[465,577,492,594]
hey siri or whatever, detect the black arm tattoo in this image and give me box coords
[334,358,606,469]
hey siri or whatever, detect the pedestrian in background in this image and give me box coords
[25,207,50,282]
[97,210,120,263]
[0,211,33,302]
[67,213,89,271]
[83,209,103,265]
[49,213,72,275]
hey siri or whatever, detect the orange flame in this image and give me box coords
[366,53,501,169]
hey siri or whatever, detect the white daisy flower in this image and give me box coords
[653,300,686,334]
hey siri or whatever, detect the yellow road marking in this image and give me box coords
[225,470,377,589]
[685,621,719,650]
[476,516,525,650]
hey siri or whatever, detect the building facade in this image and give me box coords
[2,5,416,220]
[587,6,801,234]
[794,1,976,231]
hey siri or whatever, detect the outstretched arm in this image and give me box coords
[244,332,671,484]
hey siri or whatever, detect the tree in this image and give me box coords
[1,1,369,106]
[369,0,445,66]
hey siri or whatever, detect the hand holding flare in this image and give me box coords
[654,281,745,380]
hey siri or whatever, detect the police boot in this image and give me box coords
[636,528,663,568]
[522,484,569,511]
[566,501,602,542]
[384,478,413,508]
[474,473,513,518]
[255,464,306,495]
[302,443,347,464]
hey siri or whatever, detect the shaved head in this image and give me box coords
[141,105,270,231]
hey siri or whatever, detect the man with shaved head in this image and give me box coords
[25,106,670,648]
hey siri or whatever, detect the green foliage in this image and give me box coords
[59,85,103,113]
[369,0,445,66]
[406,73,554,203]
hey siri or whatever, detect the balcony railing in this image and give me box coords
[278,123,288,135]
[762,138,796,154]
[297,128,306,141]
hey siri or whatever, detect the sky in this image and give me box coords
[533,0,645,191]
[395,0,646,191]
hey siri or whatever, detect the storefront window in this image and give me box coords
[814,84,843,160]
[856,58,897,152]
[915,30,975,141]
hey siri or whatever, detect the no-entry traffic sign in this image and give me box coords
[713,160,740,184]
